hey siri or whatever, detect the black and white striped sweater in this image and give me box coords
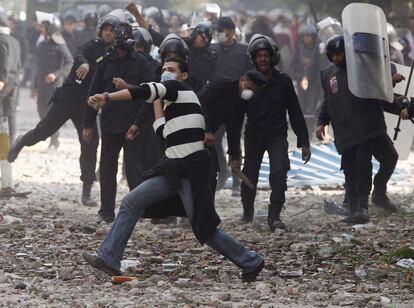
[128,80,205,159]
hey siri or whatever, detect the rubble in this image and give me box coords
[0,88,413,306]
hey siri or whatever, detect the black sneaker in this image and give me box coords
[83,253,122,276]
[241,259,264,283]
[371,192,398,212]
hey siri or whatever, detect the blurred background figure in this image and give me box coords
[289,24,323,133]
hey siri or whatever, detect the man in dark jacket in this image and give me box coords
[83,57,264,282]
[242,34,311,231]
[316,35,400,224]
[83,22,156,223]
[33,13,73,148]
[198,71,267,197]
[7,14,119,207]
[211,16,252,195]
[0,8,21,143]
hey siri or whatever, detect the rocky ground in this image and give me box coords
[0,89,414,307]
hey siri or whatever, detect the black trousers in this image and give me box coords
[20,98,99,183]
[372,135,398,193]
[98,125,161,218]
[341,141,375,200]
[37,83,59,141]
[241,136,290,214]
[343,135,398,196]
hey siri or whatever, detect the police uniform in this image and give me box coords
[33,37,73,144]
[8,39,107,189]
[84,49,157,222]
[318,62,399,220]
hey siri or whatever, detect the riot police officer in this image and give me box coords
[83,22,156,223]
[32,12,73,148]
[7,13,120,206]
[211,16,252,196]
[316,35,400,224]
[187,23,217,86]
[242,34,311,231]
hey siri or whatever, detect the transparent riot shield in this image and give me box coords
[342,3,393,103]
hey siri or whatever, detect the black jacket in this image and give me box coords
[62,30,83,56]
[198,77,245,159]
[50,39,110,107]
[0,33,21,86]
[211,41,251,79]
[245,69,310,148]
[34,39,73,89]
[142,149,220,244]
[318,64,389,154]
[62,39,109,98]
[187,45,217,86]
[84,50,155,133]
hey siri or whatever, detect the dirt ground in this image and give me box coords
[0,88,413,307]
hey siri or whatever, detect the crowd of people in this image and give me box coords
[1,2,414,282]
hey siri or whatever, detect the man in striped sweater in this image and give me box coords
[83,57,264,282]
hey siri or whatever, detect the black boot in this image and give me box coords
[82,182,97,207]
[353,195,369,224]
[267,203,286,232]
[341,197,358,224]
[7,135,26,162]
[343,189,350,210]
[240,206,254,223]
[371,190,398,212]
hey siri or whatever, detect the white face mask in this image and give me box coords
[161,71,177,82]
[241,89,254,100]
[217,32,227,44]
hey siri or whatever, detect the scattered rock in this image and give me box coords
[14,282,26,290]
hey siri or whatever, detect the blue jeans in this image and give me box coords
[98,175,263,273]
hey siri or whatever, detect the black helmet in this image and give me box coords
[132,26,152,53]
[159,33,189,60]
[96,14,120,38]
[189,22,213,46]
[114,22,134,50]
[326,35,345,62]
[84,11,98,30]
[248,34,280,67]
